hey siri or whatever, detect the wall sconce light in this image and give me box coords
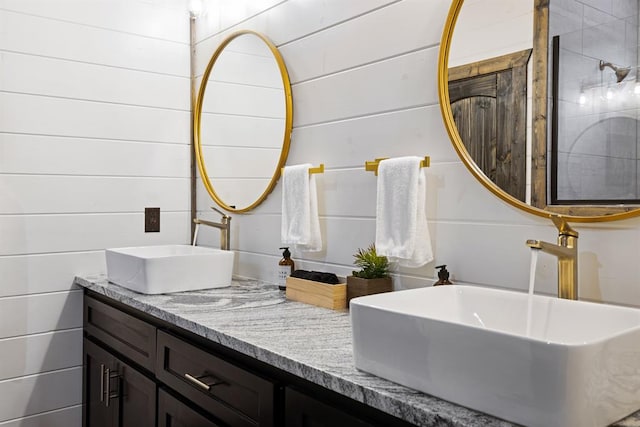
[189,0,204,18]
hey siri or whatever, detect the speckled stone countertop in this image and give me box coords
[75,275,640,427]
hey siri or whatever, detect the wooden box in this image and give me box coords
[285,277,347,310]
[346,276,393,304]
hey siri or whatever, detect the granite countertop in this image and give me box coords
[75,275,640,427]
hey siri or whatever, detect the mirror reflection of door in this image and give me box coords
[449,50,531,202]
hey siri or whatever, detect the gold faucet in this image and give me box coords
[193,207,231,250]
[526,215,578,300]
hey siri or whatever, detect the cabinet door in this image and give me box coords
[158,388,222,427]
[84,338,156,427]
[84,339,118,427]
[120,359,156,427]
[285,388,374,427]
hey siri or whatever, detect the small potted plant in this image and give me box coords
[346,244,392,303]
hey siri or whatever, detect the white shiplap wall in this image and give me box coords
[195,0,640,307]
[0,1,191,425]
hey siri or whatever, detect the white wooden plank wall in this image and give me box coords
[195,0,640,308]
[0,1,191,425]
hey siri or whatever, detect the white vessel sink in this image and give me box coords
[351,285,640,427]
[105,245,234,294]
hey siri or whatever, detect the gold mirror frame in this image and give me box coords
[438,0,640,223]
[194,30,293,213]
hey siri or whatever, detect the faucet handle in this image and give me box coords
[550,215,578,237]
[210,206,230,220]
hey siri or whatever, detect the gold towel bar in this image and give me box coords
[365,156,430,176]
[281,164,325,175]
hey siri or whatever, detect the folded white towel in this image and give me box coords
[281,164,322,252]
[375,156,433,267]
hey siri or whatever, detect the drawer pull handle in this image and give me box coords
[100,364,105,403]
[104,368,120,407]
[184,373,224,391]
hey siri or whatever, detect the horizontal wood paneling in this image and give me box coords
[0,367,82,423]
[194,0,398,75]
[0,9,189,76]
[0,291,82,339]
[0,175,189,214]
[2,2,191,425]
[194,0,282,43]
[0,405,81,427]
[0,134,189,178]
[0,92,189,143]
[292,47,440,126]
[1,51,190,110]
[0,212,190,256]
[288,105,458,166]
[0,329,82,380]
[0,252,103,298]
[0,0,190,43]
[279,0,448,83]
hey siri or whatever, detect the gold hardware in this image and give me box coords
[526,215,579,300]
[193,207,231,250]
[281,164,325,175]
[365,156,430,176]
[309,164,324,174]
[194,30,294,213]
[184,373,224,391]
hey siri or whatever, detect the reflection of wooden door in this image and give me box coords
[449,50,531,202]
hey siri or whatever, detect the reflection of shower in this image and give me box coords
[599,60,631,83]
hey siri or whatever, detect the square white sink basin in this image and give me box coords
[105,245,234,294]
[351,285,640,427]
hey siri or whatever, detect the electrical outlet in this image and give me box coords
[145,207,160,232]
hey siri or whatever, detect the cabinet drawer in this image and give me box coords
[84,296,156,372]
[158,388,222,427]
[285,387,375,427]
[156,330,275,427]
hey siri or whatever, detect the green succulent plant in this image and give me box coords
[352,244,390,279]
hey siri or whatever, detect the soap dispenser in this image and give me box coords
[434,265,452,286]
[278,247,295,291]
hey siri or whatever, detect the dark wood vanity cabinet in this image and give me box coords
[83,293,276,427]
[158,388,223,427]
[83,338,156,427]
[156,330,275,427]
[83,291,414,427]
[285,387,375,427]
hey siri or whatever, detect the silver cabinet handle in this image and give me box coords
[100,364,105,403]
[104,368,120,407]
[184,373,224,391]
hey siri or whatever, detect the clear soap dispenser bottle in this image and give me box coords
[278,247,295,291]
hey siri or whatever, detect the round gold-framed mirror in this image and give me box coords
[194,30,293,213]
[438,0,640,222]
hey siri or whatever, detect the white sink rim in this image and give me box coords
[351,285,640,427]
[352,285,640,347]
[105,244,234,294]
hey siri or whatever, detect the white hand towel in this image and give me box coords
[281,164,322,252]
[375,156,433,267]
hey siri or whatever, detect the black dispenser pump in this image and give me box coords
[434,265,452,286]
